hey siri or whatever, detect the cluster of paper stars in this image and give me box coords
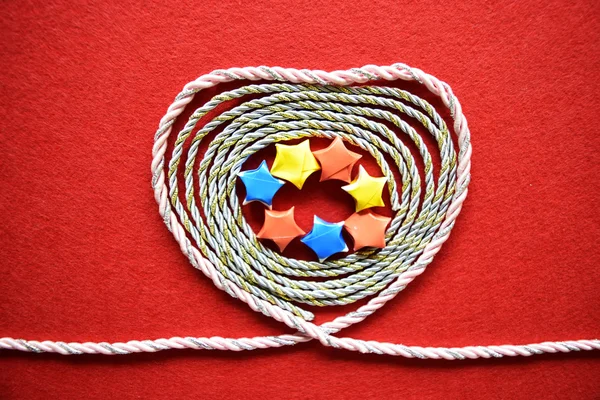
[237,138,391,261]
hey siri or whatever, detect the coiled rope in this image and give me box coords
[1,63,598,360]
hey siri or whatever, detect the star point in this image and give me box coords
[342,166,388,212]
[313,137,362,183]
[301,216,348,262]
[344,210,391,251]
[256,207,305,252]
[238,160,284,207]
[270,140,321,189]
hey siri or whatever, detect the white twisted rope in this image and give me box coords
[2,63,598,360]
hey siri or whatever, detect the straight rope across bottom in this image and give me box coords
[1,63,598,360]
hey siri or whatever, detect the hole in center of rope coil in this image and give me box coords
[237,137,393,262]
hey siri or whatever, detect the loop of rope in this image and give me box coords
[1,63,597,359]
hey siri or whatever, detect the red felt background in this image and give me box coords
[1,0,599,399]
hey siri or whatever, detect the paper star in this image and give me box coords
[270,140,321,189]
[301,216,348,262]
[256,207,306,252]
[342,166,388,212]
[237,160,284,207]
[344,210,391,251]
[313,137,362,183]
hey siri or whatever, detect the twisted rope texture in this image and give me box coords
[2,63,598,360]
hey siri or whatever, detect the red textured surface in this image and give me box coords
[1,0,599,398]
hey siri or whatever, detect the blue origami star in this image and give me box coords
[238,160,284,207]
[301,216,348,262]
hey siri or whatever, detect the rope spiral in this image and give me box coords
[1,63,598,360]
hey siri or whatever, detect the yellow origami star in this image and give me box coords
[270,140,321,189]
[342,166,388,212]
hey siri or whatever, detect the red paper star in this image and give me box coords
[312,137,362,183]
[256,207,306,252]
[344,210,391,251]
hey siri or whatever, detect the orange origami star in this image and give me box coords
[344,210,391,251]
[312,137,362,183]
[256,207,306,252]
